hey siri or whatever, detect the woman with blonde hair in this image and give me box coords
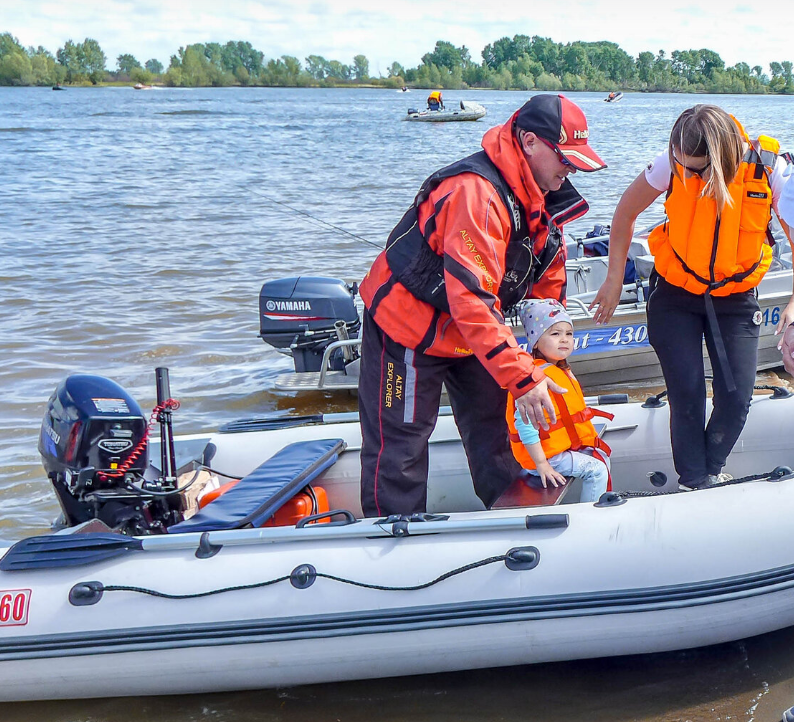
[590,104,793,490]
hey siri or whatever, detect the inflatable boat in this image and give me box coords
[1,371,794,701]
[404,102,486,122]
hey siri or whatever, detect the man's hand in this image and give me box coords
[515,377,567,430]
[779,324,794,376]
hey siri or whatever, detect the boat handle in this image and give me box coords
[296,509,358,528]
[318,339,362,387]
[525,514,568,529]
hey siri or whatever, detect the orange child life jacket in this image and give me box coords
[428,91,442,103]
[648,120,779,297]
[506,361,613,482]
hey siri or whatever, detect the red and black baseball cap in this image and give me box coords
[515,94,607,172]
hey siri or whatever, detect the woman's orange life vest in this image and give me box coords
[648,119,779,297]
[506,361,613,473]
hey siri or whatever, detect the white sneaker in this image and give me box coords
[708,473,733,485]
[679,472,733,491]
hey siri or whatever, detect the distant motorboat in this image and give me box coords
[604,92,623,103]
[133,83,153,90]
[51,85,66,91]
[404,101,486,122]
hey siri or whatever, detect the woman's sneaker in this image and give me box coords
[678,473,733,491]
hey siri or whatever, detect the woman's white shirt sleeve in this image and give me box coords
[769,156,789,218]
[644,151,672,192]
[779,162,794,228]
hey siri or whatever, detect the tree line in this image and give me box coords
[1,31,793,94]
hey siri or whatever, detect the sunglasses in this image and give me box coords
[672,152,711,178]
[538,137,574,168]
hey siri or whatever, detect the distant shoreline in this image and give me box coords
[28,84,777,96]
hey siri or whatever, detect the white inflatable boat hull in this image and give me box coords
[2,392,794,701]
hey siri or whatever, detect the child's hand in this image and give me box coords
[536,462,568,488]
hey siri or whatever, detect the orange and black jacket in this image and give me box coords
[359,111,589,398]
[649,118,779,297]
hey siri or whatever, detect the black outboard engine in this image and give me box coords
[39,374,182,535]
[259,276,360,373]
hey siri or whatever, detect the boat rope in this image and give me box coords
[615,466,794,499]
[95,554,512,600]
[249,188,383,250]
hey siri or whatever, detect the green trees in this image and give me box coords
[16,38,78,86]
[116,54,141,75]
[1,29,794,93]
[145,59,163,75]
[423,41,471,71]
[55,38,106,83]
[352,54,369,81]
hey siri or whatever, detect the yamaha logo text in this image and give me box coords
[265,300,312,312]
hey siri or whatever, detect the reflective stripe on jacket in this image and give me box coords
[648,120,779,297]
[506,361,613,468]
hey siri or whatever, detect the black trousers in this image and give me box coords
[647,273,760,487]
[359,310,521,517]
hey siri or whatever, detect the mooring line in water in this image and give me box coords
[249,188,383,250]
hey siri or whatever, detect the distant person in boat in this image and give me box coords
[507,299,611,502]
[358,94,607,517]
[778,163,794,374]
[607,92,617,100]
[590,104,794,491]
[427,91,445,111]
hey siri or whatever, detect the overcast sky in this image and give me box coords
[5,0,794,74]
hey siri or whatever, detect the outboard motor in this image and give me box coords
[39,373,183,535]
[258,276,360,373]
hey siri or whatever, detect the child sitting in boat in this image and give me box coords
[506,299,611,502]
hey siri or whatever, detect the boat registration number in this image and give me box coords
[518,325,651,355]
[0,589,31,626]
[762,307,781,326]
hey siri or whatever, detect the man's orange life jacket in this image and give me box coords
[506,361,613,471]
[648,120,779,297]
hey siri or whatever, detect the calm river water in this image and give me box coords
[2,87,794,721]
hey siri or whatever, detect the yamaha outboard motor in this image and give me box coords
[39,373,183,535]
[258,276,360,373]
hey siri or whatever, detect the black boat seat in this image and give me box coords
[168,438,346,533]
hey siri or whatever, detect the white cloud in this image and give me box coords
[4,0,794,71]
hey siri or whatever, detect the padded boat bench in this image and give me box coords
[493,471,573,508]
[168,438,346,533]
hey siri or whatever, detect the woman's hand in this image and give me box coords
[535,461,568,488]
[775,296,794,336]
[588,171,662,326]
[779,324,794,376]
[589,277,624,325]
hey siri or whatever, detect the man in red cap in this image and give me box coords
[358,93,606,518]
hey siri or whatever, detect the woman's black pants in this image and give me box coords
[647,274,760,488]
